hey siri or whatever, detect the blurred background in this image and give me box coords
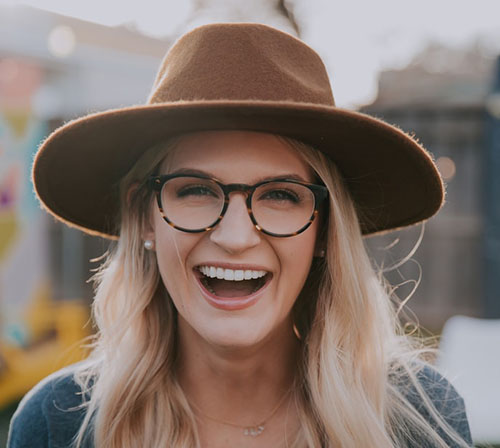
[0,0,499,446]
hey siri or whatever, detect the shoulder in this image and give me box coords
[7,362,92,448]
[400,365,473,447]
[415,366,465,410]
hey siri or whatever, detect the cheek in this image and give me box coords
[153,219,191,299]
[277,229,318,295]
[290,225,318,264]
[155,237,181,300]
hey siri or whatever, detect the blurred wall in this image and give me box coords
[364,44,495,330]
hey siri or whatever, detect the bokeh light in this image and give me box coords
[436,156,457,181]
[47,25,76,58]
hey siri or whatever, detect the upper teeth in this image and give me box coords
[198,266,268,281]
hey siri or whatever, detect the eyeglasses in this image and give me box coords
[148,174,328,237]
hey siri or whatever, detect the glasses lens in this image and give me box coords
[161,176,224,230]
[252,182,315,235]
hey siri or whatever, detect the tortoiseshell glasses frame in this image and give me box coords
[148,173,328,238]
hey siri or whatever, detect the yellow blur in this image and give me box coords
[0,293,90,408]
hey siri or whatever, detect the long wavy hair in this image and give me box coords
[72,134,469,448]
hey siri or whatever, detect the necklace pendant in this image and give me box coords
[243,425,265,436]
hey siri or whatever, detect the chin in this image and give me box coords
[200,320,271,349]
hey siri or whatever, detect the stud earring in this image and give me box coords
[144,239,155,251]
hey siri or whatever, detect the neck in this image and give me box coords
[175,317,300,417]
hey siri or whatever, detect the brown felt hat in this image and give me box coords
[33,22,444,239]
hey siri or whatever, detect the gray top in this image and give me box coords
[7,363,472,447]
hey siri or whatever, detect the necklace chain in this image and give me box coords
[189,386,293,437]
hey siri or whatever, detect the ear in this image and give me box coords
[142,203,156,247]
[127,181,156,245]
[313,210,328,258]
[143,228,156,248]
[314,244,326,258]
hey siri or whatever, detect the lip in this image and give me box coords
[193,266,272,311]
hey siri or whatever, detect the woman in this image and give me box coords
[8,23,472,447]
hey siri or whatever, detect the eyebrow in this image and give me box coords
[169,168,310,183]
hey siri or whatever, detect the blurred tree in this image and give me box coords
[184,0,300,36]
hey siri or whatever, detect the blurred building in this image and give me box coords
[1,5,168,301]
[0,5,167,408]
[363,43,497,330]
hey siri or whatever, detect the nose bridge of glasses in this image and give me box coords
[221,183,253,204]
[223,183,252,194]
[214,184,258,238]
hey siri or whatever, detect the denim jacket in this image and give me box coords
[7,363,473,447]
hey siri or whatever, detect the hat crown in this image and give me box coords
[148,23,335,106]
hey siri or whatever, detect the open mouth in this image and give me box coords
[195,265,271,299]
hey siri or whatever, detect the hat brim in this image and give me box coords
[33,100,444,239]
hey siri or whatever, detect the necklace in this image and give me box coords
[189,387,293,437]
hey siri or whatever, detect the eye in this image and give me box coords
[259,188,300,203]
[176,184,219,198]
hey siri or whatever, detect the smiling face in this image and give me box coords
[146,131,321,349]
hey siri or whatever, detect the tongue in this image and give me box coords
[206,278,261,298]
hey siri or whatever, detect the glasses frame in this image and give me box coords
[148,173,329,237]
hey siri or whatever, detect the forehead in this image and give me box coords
[164,131,315,182]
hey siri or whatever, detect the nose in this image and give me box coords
[209,193,261,254]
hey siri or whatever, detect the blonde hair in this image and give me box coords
[72,135,469,448]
